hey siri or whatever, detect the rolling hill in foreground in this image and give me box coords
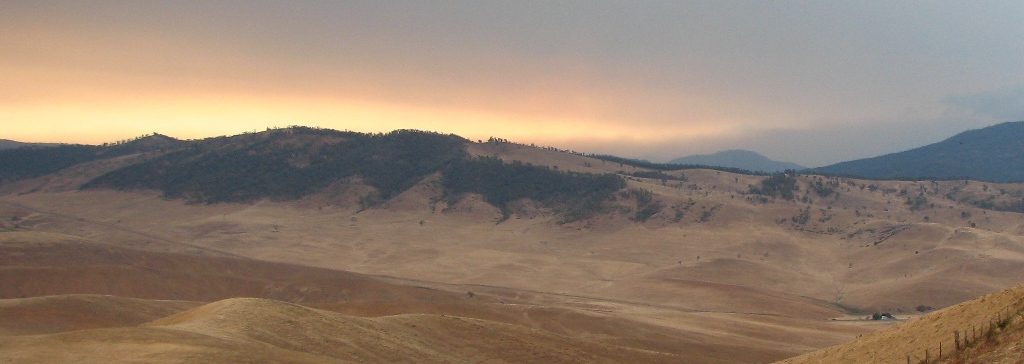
[2,126,1024,362]
[813,121,1024,181]
[777,282,1024,364]
[0,232,783,363]
[669,149,805,173]
[1,296,683,364]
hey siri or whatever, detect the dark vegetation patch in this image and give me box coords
[0,134,182,184]
[791,207,811,225]
[442,156,625,222]
[9,128,673,222]
[810,178,839,198]
[941,183,1024,213]
[749,172,799,200]
[626,171,688,182]
[0,144,102,184]
[588,154,763,175]
[84,128,467,204]
[617,188,663,222]
[968,197,1024,213]
[905,193,932,211]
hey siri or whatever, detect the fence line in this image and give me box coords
[903,298,1023,364]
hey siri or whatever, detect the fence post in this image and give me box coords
[955,330,960,350]
[939,341,942,359]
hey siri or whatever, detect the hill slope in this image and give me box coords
[0,231,471,304]
[0,139,62,150]
[777,283,1024,363]
[0,134,182,185]
[669,149,805,173]
[0,231,808,363]
[5,126,1024,362]
[0,128,619,222]
[813,121,1024,181]
[0,297,685,364]
[0,139,29,150]
[0,295,200,335]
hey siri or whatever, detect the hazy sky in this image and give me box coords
[3,1,1024,167]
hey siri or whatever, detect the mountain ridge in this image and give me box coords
[0,139,28,150]
[669,149,805,173]
[812,121,1024,182]
[0,139,59,150]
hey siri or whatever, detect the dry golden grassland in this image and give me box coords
[2,141,1023,363]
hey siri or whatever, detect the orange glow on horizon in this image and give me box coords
[1,94,740,147]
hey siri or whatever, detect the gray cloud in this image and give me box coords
[563,119,976,168]
[4,1,1024,165]
[943,85,1024,123]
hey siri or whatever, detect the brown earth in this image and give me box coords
[0,294,200,335]
[0,231,474,304]
[0,233,847,363]
[2,140,1024,362]
[0,297,687,364]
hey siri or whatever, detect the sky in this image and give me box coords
[3,1,1024,167]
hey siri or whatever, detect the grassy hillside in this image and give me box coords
[4,127,1024,363]
[0,296,687,364]
[777,283,1024,364]
[0,233,805,363]
[443,156,625,221]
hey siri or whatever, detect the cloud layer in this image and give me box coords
[3,1,1023,166]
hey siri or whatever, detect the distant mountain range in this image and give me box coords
[5,120,1024,189]
[0,139,61,150]
[0,139,34,150]
[812,121,1024,181]
[668,150,805,173]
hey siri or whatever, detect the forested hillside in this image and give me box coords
[84,128,467,204]
[813,121,1024,181]
[0,134,182,185]
[0,127,630,220]
[443,156,625,221]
